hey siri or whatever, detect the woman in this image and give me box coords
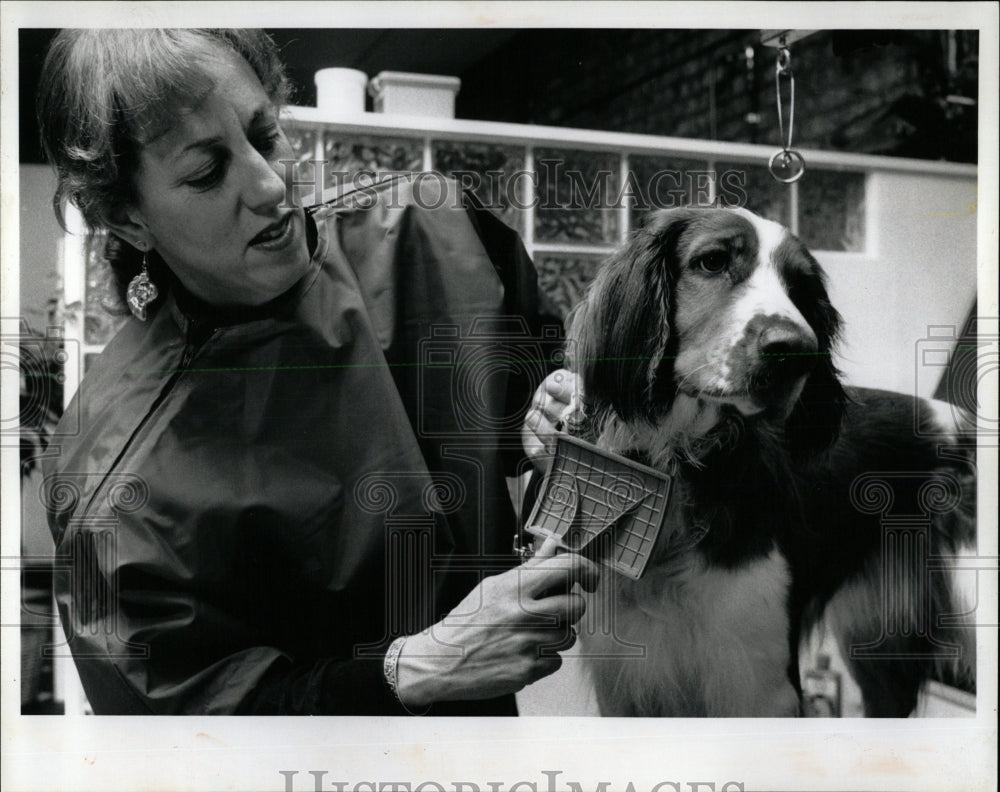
[39,29,588,715]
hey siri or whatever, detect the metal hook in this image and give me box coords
[776,46,792,75]
[775,56,795,153]
[768,149,805,183]
[769,44,804,183]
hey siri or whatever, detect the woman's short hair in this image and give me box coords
[37,29,292,309]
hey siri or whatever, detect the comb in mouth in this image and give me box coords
[250,213,293,249]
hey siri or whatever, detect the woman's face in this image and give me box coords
[121,50,310,308]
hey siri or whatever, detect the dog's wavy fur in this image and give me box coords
[561,207,976,717]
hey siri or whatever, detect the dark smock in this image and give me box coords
[44,177,545,714]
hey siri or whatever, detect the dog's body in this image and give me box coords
[562,207,976,717]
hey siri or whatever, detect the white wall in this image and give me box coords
[19,164,62,333]
[819,171,978,398]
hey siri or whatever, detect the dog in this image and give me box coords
[558,206,977,717]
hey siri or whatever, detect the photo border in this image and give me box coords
[2,3,997,791]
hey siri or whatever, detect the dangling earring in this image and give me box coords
[126,247,159,321]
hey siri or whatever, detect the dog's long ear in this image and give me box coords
[567,208,700,422]
[783,247,848,457]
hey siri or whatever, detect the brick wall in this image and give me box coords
[457,30,978,162]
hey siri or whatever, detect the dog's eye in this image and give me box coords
[692,251,729,274]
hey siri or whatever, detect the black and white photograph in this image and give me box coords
[2,2,997,791]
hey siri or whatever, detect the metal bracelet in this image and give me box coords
[383,636,406,697]
[383,636,423,713]
[383,636,431,715]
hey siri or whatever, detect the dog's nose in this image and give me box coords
[757,323,818,383]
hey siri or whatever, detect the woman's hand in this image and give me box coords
[521,368,581,471]
[394,538,599,707]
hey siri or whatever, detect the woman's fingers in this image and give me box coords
[530,529,566,558]
[394,550,600,704]
[521,402,556,467]
[521,551,601,596]
[523,591,587,625]
[543,367,577,401]
[526,653,563,683]
[522,369,581,470]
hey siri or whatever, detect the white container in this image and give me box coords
[368,71,461,119]
[314,68,368,114]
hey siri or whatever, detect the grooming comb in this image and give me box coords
[525,435,674,579]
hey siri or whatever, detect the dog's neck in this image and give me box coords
[584,393,799,568]
[590,394,742,470]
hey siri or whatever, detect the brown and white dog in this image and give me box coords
[559,207,976,717]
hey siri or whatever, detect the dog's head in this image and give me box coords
[567,207,846,460]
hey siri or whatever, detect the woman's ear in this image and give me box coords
[103,203,155,253]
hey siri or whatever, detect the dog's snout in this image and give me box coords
[760,323,817,357]
[757,323,818,381]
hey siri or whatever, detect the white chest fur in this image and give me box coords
[578,546,800,716]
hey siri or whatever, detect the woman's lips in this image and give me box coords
[249,213,293,248]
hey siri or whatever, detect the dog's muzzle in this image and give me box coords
[751,320,818,407]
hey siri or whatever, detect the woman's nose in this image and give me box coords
[241,149,287,212]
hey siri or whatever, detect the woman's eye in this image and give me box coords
[252,128,282,157]
[185,160,225,191]
[693,252,729,274]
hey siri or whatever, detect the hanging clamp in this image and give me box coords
[769,45,805,183]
